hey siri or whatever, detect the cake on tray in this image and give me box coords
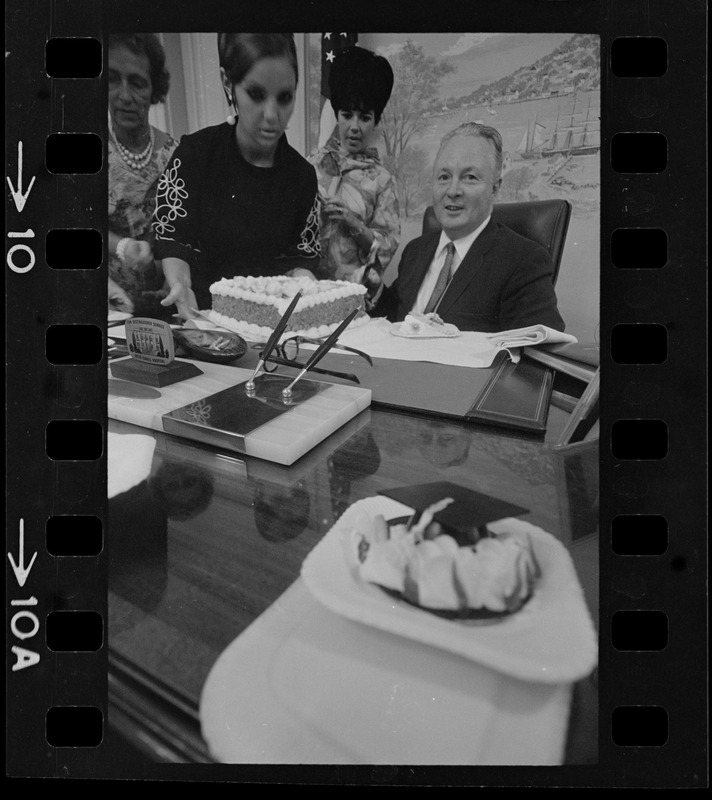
[207,275,368,340]
[350,497,541,621]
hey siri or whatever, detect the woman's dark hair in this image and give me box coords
[329,46,394,125]
[217,33,299,86]
[109,33,171,105]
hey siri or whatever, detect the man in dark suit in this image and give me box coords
[370,123,565,333]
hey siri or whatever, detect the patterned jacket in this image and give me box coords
[308,132,399,282]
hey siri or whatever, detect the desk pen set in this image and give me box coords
[245,291,361,401]
[159,298,371,463]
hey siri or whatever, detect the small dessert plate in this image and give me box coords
[173,328,247,364]
[301,496,597,683]
[390,314,460,339]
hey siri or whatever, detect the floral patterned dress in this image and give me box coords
[109,128,179,315]
[309,132,400,282]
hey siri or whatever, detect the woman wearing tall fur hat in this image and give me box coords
[309,46,400,290]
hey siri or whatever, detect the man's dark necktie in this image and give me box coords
[424,241,456,314]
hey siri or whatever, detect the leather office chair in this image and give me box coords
[421,198,572,286]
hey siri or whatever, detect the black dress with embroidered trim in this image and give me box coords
[152,122,321,308]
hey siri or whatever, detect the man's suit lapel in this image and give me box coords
[438,221,499,316]
[401,234,439,312]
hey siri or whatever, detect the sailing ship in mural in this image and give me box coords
[517,93,601,159]
[516,114,548,159]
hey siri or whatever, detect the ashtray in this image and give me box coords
[173,328,247,364]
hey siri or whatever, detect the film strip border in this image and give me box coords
[5,0,708,785]
[6,0,109,773]
[602,16,707,778]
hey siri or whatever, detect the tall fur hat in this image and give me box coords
[328,46,394,123]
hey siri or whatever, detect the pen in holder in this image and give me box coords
[281,308,360,400]
[246,290,303,393]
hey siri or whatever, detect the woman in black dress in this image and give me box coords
[154,33,321,318]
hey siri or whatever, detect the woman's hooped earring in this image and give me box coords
[225,91,237,125]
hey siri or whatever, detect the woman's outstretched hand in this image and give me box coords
[160,281,198,321]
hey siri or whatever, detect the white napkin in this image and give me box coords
[486,325,578,349]
[107,432,156,498]
[335,318,503,369]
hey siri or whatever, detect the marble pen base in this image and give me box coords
[108,358,371,465]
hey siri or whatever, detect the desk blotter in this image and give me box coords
[240,348,553,433]
[108,358,371,465]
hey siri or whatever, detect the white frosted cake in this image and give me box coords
[208,275,368,339]
[351,499,540,619]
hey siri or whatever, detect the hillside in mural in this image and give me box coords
[441,33,600,112]
[388,34,601,219]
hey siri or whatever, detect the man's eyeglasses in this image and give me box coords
[252,335,372,384]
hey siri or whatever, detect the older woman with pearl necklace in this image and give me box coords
[108,33,178,316]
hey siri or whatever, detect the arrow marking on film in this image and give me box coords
[8,519,38,588]
[7,141,36,213]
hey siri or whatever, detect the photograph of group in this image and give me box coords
[104,30,601,771]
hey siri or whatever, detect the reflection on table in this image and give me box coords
[107,394,598,767]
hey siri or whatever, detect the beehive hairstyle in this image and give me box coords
[217,33,299,86]
[328,46,394,125]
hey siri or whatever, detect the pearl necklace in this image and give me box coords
[110,123,155,170]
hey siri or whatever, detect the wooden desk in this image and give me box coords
[104,391,598,770]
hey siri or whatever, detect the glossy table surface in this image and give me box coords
[107,366,599,767]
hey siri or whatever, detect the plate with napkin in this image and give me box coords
[390,312,460,339]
